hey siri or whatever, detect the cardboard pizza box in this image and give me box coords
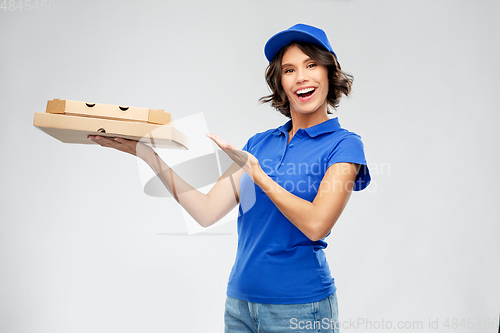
[34,99,188,149]
[46,99,171,125]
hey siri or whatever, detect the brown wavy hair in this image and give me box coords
[259,42,353,118]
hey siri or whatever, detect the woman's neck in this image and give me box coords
[288,109,329,143]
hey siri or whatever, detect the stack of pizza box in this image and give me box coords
[33,99,188,149]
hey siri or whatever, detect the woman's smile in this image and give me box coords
[295,86,317,102]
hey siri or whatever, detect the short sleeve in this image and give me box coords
[241,133,257,153]
[241,139,249,152]
[327,134,371,191]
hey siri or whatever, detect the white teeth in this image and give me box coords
[296,87,315,94]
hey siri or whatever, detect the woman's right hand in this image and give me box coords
[87,135,155,161]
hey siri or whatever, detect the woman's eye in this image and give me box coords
[284,68,294,74]
[307,63,317,68]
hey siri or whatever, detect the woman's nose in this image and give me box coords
[295,68,309,83]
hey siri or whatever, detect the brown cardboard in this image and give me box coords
[33,112,188,149]
[148,108,171,125]
[46,99,171,125]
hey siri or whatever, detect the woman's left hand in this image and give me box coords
[206,133,262,181]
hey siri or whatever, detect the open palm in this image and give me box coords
[206,133,261,180]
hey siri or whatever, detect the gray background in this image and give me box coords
[1,0,499,332]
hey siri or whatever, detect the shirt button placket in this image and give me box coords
[275,137,287,172]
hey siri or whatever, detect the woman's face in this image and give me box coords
[280,45,329,116]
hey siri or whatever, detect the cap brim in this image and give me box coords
[264,30,332,62]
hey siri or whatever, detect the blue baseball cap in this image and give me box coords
[264,23,337,62]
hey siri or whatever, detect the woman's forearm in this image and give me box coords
[255,172,323,240]
[141,150,218,227]
[252,163,357,241]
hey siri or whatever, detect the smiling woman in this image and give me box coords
[89,23,370,333]
[260,39,353,119]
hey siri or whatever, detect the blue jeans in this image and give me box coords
[224,293,339,333]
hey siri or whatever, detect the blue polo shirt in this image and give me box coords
[226,117,370,304]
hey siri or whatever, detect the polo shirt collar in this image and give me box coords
[274,117,342,138]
